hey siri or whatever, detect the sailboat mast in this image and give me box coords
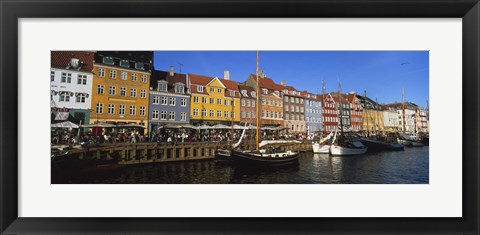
[374,97,378,133]
[402,87,406,133]
[322,80,326,137]
[231,93,235,147]
[364,90,369,136]
[256,51,260,151]
[338,82,344,134]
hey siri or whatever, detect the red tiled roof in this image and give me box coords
[219,79,241,98]
[51,51,94,73]
[188,73,214,86]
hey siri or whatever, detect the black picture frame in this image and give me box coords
[1,0,478,234]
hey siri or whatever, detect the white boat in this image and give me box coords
[398,139,412,146]
[312,130,334,153]
[330,141,368,156]
[312,143,330,153]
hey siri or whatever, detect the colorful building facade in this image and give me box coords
[90,51,152,132]
[303,91,323,134]
[189,73,240,125]
[238,84,257,125]
[148,67,190,133]
[50,51,95,125]
[321,93,339,134]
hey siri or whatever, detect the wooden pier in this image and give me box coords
[54,141,314,166]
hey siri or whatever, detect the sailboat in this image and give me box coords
[329,82,367,156]
[359,92,404,152]
[312,80,331,154]
[397,87,424,147]
[230,51,300,167]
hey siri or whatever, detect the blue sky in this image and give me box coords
[154,51,429,108]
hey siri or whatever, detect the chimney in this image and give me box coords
[169,66,174,76]
[224,70,230,80]
[259,70,265,79]
[281,80,286,86]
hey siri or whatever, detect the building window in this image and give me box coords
[225,111,229,118]
[97,85,104,94]
[158,82,167,92]
[210,98,214,104]
[252,100,255,107]
[198,86,204,92]
[218,88,222,93]
[109,70,117,79]
[176,85,184,94]
[152,110,159,119]
[210,110,214,117]
[120,87,126,96]
[225,100,230,106]
[169,97,175,106]
[98,68,105,77]
[161,111,167,120]
[131,73,137,81]
[135,62,144,70]
[108,104,115,114]
[140,106,145,116]
[59,92,70,102]
[241,111,245,118]
[217,110,222,117]
[202,97,207,104]
[103,57,114,65]
[241,99,245,106]
[285,105,289,111]
[141,74,147,83]
[130,88,137,97]
[51,71,55,81]
[169,111,175,120]
[217,99,222,105]
[77,74,87,85]
[193,109,199,116]
[246,100,250,107]
[210,87,215,92]
[96,103,103,114]
[119,105,125,115]
[181,98,187,107]
[121,71,127,80]
[119,60,129,68]
[153,96,159,104]
[61,72,72,83]
[230,90,235,96]
[181,112,186,121]
[76,93,86,103]
[193,96,199,103]
[202,109,206,117]
[161,97,167,105]
[108,86,116,95]
[129,105,136,115]
[140,89,146,98]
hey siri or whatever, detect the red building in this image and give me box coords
[238,84,257,125]
[344,92,363,131]
[320,93,339,134]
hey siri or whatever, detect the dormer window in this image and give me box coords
[175,84,184,94]
[135,62,144,70]
[197,85,204,92]
[103,57,114,65]
[262,88,268,95]
[274,91,280,96]
[241,90,247,96]
[158,81,168,92]
[120,60,130,68]
[283,89,288,94]
[230,90,235,96]
[251,91,256,97]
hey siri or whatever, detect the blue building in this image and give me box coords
[302,91,323,136]
[148,67,190,133]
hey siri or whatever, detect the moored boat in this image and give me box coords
[360,138,404,152]
[231,148,299,167]
[312,143,330,153]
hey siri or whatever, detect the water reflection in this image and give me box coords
[53,147,429,184]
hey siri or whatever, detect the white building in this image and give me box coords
[50,51,94,124]
[383,109,400,131]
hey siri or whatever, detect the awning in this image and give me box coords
[51,121,79,128]
[81,123,116,128]
[54,112,70,121]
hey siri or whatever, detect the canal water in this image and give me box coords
[53,146,428,184]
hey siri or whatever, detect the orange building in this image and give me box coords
[90,51,153,132]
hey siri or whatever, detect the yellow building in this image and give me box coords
[90,52,152,133]
[189,73,240,125]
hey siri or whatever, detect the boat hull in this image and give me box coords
[312,143,330,153]
[330,145,368,156]
[360,138,404,152]
[231,150,299,167]
[411,141,425,147]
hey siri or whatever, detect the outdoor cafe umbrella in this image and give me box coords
[80,123,116,128]
[213,124,230,129]
[233,124,247,130]
[198,124,211,130]
[116,123,146,129]
[51,121,79,128]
